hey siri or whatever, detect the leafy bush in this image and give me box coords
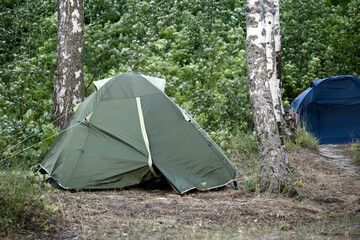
[0,124,59,169]
[0,171,58,237]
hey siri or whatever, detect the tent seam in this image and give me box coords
[136,97,160,178]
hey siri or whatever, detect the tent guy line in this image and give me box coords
[0,107,79,157]
[0,120,83,164]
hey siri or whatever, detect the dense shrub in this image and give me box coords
[0,171,58,237]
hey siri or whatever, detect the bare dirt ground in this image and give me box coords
[318,144,359,175]
[29,145,360,239]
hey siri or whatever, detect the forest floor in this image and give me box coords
[26,144,360,239]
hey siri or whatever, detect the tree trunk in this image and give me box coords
[273,0,293,137]
[52,0,84,128]
[264,0,288,144]
[266,0,284,126]
[274,0,282,93]
[244,0,291,193]
[264,0,278,119]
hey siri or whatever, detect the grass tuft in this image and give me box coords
[285,127,318,152]
[350,141,360,166]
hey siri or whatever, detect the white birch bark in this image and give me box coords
[53,0,84,128]
[264,0,279,121]
[274,0,281,80]
[265,0,284,124]
[265,0,288,142]
[245,0,291,193]
[274,0,284,116]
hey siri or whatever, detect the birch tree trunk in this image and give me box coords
[274,0,282,96]
[266,0,284,126]
[264,0,287,145]
[244,0,292,193]
[52,0,84,128]
[273,0,292,137]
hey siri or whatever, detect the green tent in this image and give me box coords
[41,72,236,194]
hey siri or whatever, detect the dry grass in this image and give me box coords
[14,145,360,239]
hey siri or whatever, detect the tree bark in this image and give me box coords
[273,0,292,138]
[274,0,282,89]
[265,0,284,125]
[52,0,84,128]
[264,0,288,144]
[244,0,291,193]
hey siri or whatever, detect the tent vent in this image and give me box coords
[180,109,191,122]
[85,112,93,122]
[72,103,81,112]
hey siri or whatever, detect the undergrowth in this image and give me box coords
[285,127,318,152]
[226,126,319,193]
[0,123,59,170]
[0,170,59,238]
[209,128,259,193]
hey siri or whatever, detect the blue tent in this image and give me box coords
[288,75,360,144]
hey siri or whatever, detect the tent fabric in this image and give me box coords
[41,72,236,194]
[288,75,360,144]
[93,74,166,91]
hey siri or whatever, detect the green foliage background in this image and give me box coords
[0,0,359,168]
